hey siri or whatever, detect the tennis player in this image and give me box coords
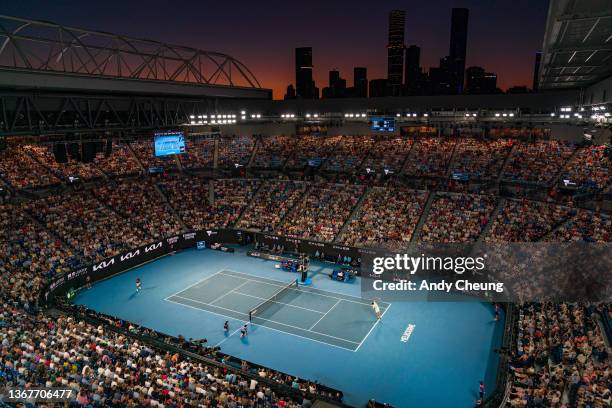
[240,324,248,338]
[135,277,142,292]
[224,321,229,333]
[371,301,381,320]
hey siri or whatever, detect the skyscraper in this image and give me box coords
[295,47,314,99]
[448,8,469,94]
[404,45,421,92]
[532,52,542,92]
[465,66,497,94]
[354,67,368,98]
[387,10,406,96]
[322,70,346,98]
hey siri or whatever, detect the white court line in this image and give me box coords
[232,290,325,315]
[354,303,393,352]
[219,271,385,308]
[222,269,392,308]
[215,325,246,348]
[208,279,251,306]
[164,296,357,352]
[164,270,225,301]
[169,294,360,345]
[308,299,342,331]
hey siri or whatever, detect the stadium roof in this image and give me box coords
[538,0,612,90]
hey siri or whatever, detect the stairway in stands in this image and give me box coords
[409,191,436,243]
[334,185,372,243]
[477,197,506,242]
[246,136,260,168]
[154,182,189,232]
[496,143,518,183]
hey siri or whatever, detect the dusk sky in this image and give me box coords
[5,0,550,99]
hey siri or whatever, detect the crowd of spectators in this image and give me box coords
[178,138,215,170]
[162,178,261,230]
[278,183,364,242]
[252,135,296,168]
[237,179,307,232]
[486,199,574,242]
[24,144,105,181]
[547,210,610,243]
[323,136,374,173]
[94,180,184,238]
[131,140,177,171]
[508,303,610,407]
[0,147,60,189]
[94,142,142,177]
[360,137,414,174]
[218,135,255,168]
[402,138,456,177]
[450,138,513,181]
[561,145,611,190]
[0,203,83,311]
[0,306,314,407]
[503,141,576,184]
[26,192,145,263]
[419,193,496,242]
[340,187,427,250]
[285,136,341,169]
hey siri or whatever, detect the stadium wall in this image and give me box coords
[584,75,612,105]
[215,91,580,113]
[215,122,601,142]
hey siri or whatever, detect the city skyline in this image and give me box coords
[4,0,550,99]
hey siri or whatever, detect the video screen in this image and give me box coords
[154,132,186,157]
[371,117,395,132]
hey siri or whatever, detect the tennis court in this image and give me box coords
[165,269,390,351]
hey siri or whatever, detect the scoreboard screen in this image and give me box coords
[371,117,395,132]
[154,131,186,156]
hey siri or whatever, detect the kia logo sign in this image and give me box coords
[93,258,115,271]
[120,249,140,261]
[145,242,163,252]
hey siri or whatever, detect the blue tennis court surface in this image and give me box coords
[74,248,504,407]
[166,270,390,351]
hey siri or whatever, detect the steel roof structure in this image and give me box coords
[0,15,266,93]
[538,0,612,90]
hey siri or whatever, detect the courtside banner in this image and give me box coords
[360,242,612,302]
[42,232,198,304]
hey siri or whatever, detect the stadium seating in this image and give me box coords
[502,140,575,183]
[236,179,307,232]
[340,187,427,249]
[402,137,456,177]
[277,182,364,242]
[419,193,496,242]
[0,134,610,407]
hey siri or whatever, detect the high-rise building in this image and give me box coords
[429,56,453,94]
[448,8,469,94]
[284,84,296,100]
[295,47,315,99]
[322,70,346,98]
[354,67,368,98]
[369,79,388,98]
[465,66,497,94]
[404,45,421,92]
[532,52,542,92]
[387,10,406,96]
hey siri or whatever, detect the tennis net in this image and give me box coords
[249,279,298,322]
